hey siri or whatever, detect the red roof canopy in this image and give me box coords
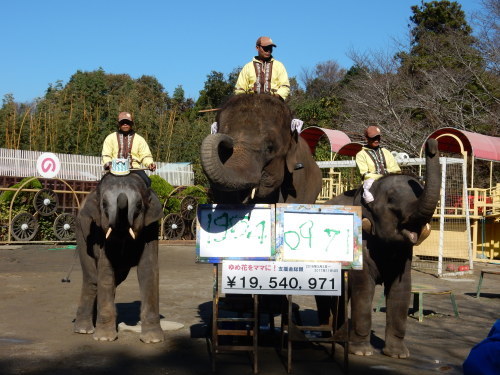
[300,126,352,154]
[336,142,364,156]
[426,127,500,162]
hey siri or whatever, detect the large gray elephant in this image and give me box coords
[325,139,441,358]
[200,94,322,204]
[74,172,164,343]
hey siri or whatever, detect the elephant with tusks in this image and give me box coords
[74,172,164,343]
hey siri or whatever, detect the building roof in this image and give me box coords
[426,127,500,162]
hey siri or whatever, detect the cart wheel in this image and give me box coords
[11,212,39,241]
[180,196,198,220]
[191,218,197,238]
[163,213,185,240]
[53,213,76,241]
[33,188,58,216]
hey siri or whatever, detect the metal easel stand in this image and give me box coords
[209,263,259,374]
[280,270,349,373]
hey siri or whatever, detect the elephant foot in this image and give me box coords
[382,342,410,359]
[74,319,95,334]
[93,326,118,342]
[140,324,164,344]
[349,341,374,356]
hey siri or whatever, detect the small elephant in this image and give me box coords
[74,172,164,343]
[325,139,441,358]
[200,94,322,204]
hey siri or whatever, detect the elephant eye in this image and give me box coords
[136,201,143,211]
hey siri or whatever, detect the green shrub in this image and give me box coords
[0,177,42,205]
[0,178,42,223]
[37,216,57,241]
[163,185,208,214]
[150,175,174,205]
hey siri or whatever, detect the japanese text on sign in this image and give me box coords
[222,260,341,296]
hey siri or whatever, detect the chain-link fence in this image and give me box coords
[319,156,473,277]
[413,158,472,277]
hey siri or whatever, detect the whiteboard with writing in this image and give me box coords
[275,204,362,268]
[196,204,275,263]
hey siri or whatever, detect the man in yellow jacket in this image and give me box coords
[234,36,290,100]
[356,125,401,205]
[102,111,156,186]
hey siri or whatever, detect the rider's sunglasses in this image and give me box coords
[368,135,381,141]
[260,45,273,52]
[119,120,133,126]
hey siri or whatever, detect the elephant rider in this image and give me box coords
[102,111,157,187]
[234,36,290,101]
[356,125,401,207]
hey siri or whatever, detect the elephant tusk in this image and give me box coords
[415,223,432,246]
[251,188,256,200]
[129,228,136,239]
[105,228,112,239]
[361,218,372,234]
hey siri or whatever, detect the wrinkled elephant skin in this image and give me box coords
[200,94,322,204]
[74,173,164,343]
[325,139,441,358]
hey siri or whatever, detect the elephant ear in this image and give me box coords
[286,130,300,173]
[145,190,164,227]
[77,190,101,242]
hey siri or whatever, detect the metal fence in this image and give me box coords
[412,158,473,277]
[318,157,473,277]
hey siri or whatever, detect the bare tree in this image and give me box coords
[471,0,500,75]
[339,25,499,157]
[339,50,428,155]
[300,60,345,98]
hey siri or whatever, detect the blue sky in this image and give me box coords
[1,0,483,103]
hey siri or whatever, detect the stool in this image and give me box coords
[476,269,500,298]
[411,285,459,322]
[375,284,459,322]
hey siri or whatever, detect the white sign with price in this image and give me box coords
[222,260,341,296]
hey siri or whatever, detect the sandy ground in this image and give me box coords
[0,243,498,375]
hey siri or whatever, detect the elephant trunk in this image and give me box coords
[407,139,442,226]
[115,192,131,229]
[201,133,261,191]
[105,193,136,239]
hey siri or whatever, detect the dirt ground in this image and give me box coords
[0,243,498,375]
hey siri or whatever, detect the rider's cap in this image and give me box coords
[364,126,381,138]
[118,112,133,123]
[256,36,276,47]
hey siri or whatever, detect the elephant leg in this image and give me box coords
[349,269,376,356]
[137,241,163,343]
[315,295,334,326]
[93,252,118,341]
[74,246,98,334]
[383,259,411,358]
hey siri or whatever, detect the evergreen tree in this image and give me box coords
[398,1,480,71]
